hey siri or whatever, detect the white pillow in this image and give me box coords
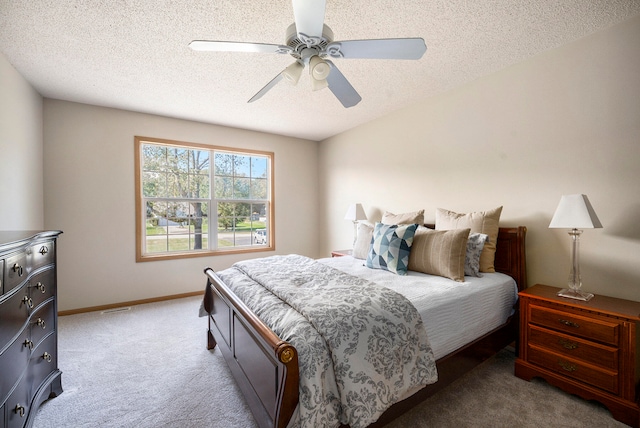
[353,221,374,259]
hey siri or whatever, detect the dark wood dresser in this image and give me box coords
[0,231,62,428]
[515,284,640,427]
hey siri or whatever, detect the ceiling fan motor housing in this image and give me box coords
[285,23,334,59]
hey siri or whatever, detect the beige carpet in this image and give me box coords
[33,296,626,428]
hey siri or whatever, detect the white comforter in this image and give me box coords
[319,255,519,359]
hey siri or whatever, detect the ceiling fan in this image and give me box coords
[189,0,427,108]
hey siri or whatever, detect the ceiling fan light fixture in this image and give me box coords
[282,61,304,85]
[309,55,330,80]
[311,76,328,91]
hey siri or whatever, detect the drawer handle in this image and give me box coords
[23,339,34,350]
[35,281,46,293]
[43,352,52,362]
[559,338,578,350]
[14,404,26,417]
[22,296,34,308]
[559,360,577,372]
[558,319,579,328]
[35,318,46,329]
[12,263,24,277]
[39,245,49,255]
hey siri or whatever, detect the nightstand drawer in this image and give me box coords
[528,344,618,394]
[529,304,620,346]
[528,325,618,370]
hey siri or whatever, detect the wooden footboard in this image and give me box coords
[204,226,527,428]
[204,269,299,428]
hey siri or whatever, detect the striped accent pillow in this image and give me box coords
[408,227,470,281]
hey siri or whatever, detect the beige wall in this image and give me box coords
[43,100,319,311]
[0,53,44,229]
[319,16,640,302]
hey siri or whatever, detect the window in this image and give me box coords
[135,136,274,261]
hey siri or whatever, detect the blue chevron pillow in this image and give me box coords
[366,222,418,275]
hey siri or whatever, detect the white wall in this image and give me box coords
[319,16,640,302]
[43,100,319,311]
[0,53,44,229]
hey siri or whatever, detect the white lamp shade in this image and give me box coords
[344,203,367,221]
[310,55,330,80]
[549,194,603,229]
[282,61,304,85]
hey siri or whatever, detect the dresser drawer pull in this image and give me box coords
[558,360,577,372]
[34,281,46,293]
[23,339,34,350]
[39,245,49,255]
[559,339,578,350]
[35,318,46,329]
[558,319,580,328]
[22,296,34,308]
[12,263,24,276]
[42,352,52,362]
[14,404,26,417]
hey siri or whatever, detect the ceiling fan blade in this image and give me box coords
[325,60,361,108]
[292,0,326,40]
[189,40,290,54]
[248,73,285,103]
[325,38,427,60]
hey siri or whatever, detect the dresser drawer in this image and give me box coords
[29,332,58,398]
[28,268,56,309]
[29,301,55,348]
[0,327,30,405]
[529,304,620,346]
[3,251,28,294]
[0,285,31,350]
[528,325,618,370]
[5,373,31,428]
[528,344,618,394]
[29,240,55,271]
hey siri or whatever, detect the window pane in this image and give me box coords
[146,235,168,253]
[143,145,166,172]
[190,233,208,250]
[168,234,190,251]
[142,172,161,197]
[190,150,209,173]
[236,202,251,219]
[234,177,251,199]
[214,176,232,198]
[190,173,209,199]
[251,157,267,178]
[234,155,251,177]
[251,178,267,199]
[214,153,233,176]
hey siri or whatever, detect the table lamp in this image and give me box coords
[549,194,602,301]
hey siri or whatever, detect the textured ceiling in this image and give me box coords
[1,1,639,141]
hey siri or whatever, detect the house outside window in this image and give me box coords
[135,136,274,261]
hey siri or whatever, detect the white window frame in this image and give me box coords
[135,136,275,262]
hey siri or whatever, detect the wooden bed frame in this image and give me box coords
[203,226,527,428]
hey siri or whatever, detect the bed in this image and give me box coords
[201,224,527,428]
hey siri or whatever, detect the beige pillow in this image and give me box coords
[381,209,424,225]
[435,206,502,273]
[353,221,374,259]
[408,227,470,281]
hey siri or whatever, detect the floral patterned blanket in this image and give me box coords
[217,254,437,428]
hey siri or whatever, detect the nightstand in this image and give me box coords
[515,284,640,427]
[331,249,353,257]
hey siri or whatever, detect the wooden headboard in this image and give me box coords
[424,225,527,291]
